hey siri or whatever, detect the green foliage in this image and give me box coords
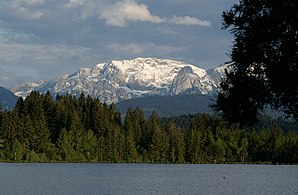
[215,0,298,125]
[168,122,185,163]
[0,91,297,163]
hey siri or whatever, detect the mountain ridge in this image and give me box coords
[11,57,229,104]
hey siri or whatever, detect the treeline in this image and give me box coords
[0,91,297,163]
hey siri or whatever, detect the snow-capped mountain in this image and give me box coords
[11,57,229,104]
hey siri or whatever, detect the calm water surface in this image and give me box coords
[0,163,297,195]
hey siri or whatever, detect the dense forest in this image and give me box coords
[0,91,297,164]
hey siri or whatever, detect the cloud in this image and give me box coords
[0,67,35,88]
[0,0,230,89]
[0,42,95,87]
[100,0,211,27]
[17,7,44,20]
[152,44,189,54]
[65,0,86,8]
[0,0,45,20]
[24,0,45,5]
[68,0,210,27]
[107,43,144,54]
[100,0,165,27]
[157,26,179,35]
[169,15,212,27]
[0,28,77,59]
[0,43,91,64]
[107,42,188,55]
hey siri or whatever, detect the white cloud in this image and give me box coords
[62,0,212,27]
[0,42,94,87]
[98,0,211,27]
[157,26,179,35]
[107,42,188,55]
[152,44,189,54]
[100,0,165,27]
[107,43,144,54]
[0,43,91,64]
[169,15,212,27]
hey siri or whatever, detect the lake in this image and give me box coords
[0,163,297,194]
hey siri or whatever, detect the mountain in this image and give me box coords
[11,58,229,104]
[0,86,19,111]
[116,94,215,117]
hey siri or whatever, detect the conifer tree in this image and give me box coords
[110,125,125,162]
[82,129,97,162]
[132,108,145,146]
[69,111,85,149]
[214,137,226,162]
[14,97,25,116]
[168,121,185,163]
[57,128,76,162]
[42,91,57,143]
[216,0,298,124]
[24,91,51,154]
[97,136,106,162]
[283,131,298,163]
[124,108,139,162]
[147,112,167,162]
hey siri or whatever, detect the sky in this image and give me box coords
[0,0,237,88]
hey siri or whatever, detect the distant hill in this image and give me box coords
[116,94,215,117]
[0,86,18,111]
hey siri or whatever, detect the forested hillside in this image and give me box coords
[0,86,18,111]
[0,91,297,163]
[116,94,213,117]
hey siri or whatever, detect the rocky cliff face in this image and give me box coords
[171,66,201,95]
[11,57,230,104]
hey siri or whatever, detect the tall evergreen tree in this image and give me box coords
[14,97,25,116]
[82,129,97,162]
[168,121,185,163]
[124,108,139,162]
[147,112,169,162]
[57,128,76,162]
[24,91,51,154]
[215,0,298,125]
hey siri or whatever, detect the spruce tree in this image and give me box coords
[42,91,57,143]
[124,108,139,162]
[168,121,185,163]
[147,112,167,162]
[24,91,51,154]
